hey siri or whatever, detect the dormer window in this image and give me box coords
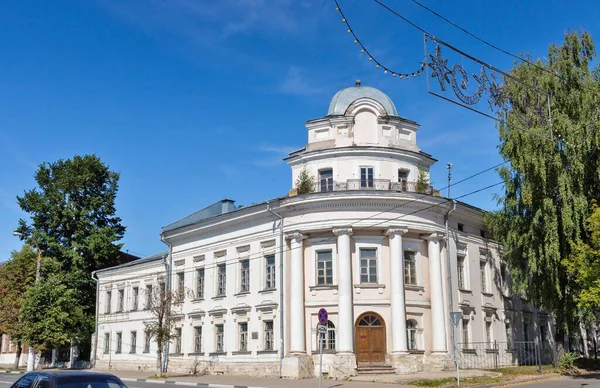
[319,169,334,192]
[360,167,374,189]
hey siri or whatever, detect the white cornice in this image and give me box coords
[285,146,435,166]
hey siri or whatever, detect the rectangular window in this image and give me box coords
[485,321,492,344]
[116,332,122,353]
[194,327,202,353]
[132,287,139,311]
[265,255,276,289]
[404,251,417,285]
[500,264,507,286]
[319,169,334,192]
[105,291,112,314]
[117,289,124,312]
[144,331,151,353]
[457,256,466,289]
[176,272,185,300]
[265,321,274,350]
[239,323,248,351]
[360,248,377,283]
[196,269,205,299]
[398,169,409,191]
[360,167,374,188]
[540,324,547,343]
[505,323,512,349]
[174,328,182,354]
[217,265,226,296]
[159,281,166,299]
[524,322,530,342]
[316,250,333,285]
[145,284,153,309]
[104,333,110,354]
[130,331,137,353]
[215,325,224,352]
[240,260,250,292]
[458,223,464,232]
[480,262,488,292]
[462,319,470,344]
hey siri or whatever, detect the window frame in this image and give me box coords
[406,320,418,350]
[240,260,250,293]
[130,331,137,354]
[359,247,378,284]
[457,255,467,290]
[194,326,202,353]
[239,323,248,351]
[176,272,185,301]
[217,264,227,297]
[480,260,488,293]
[316,249,333,286]
[215,324,224,352]
[264,320,274,351]
[462,319,470,344]
[105,290,112,314]
[196,268,205,299]
[404,250,417,285]
[116,332,122,354]
[117,289,124,312]
[104,333,110,355]
[360,166,375,188]
[319,168,334,192]
[131,287,139,311]
[265,254,276,290]
[143,331,151,353]
[173,327,182,354]
[145,284,153,310]
[317,321,336,351]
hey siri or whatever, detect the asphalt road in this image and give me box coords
[0,375,154,388]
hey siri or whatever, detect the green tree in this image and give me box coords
[563,203,600,314]
[415,167,430,194]
[295,168,315,194]
[19,259,85,352]
[0,245,37,369]
[15,154,126,344]
[485,32,600,336]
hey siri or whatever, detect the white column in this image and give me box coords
[388,228,409,354]
[287,231,306,354]
[427,233,447,352]
[334,228,354,353]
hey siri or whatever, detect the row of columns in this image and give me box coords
[287,228,447,355]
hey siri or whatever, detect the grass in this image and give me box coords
[148,374,169,379]
[497,365,559,375]
[408,367,561,387]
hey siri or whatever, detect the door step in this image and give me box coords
[356,365,395,375]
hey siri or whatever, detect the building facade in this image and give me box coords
[93,83,553,378]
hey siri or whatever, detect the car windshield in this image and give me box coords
[55,375,126,388]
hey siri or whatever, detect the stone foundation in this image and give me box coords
[281,354,315,379]
[391,352,425,373]
[422,352,453,372]
[328,352,357,379]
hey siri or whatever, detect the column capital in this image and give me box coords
[386,228,409,237]
[333,227,353,237]
[421,232,444,241]
[285,231,306,241]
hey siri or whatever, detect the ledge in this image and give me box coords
[485,348,499,354]
[234,291,250,297]
[256,350,278,355]
[405,284,424,291]
[188,352,204,356]
[309,285,338,291]
[143,351,150,354]
[232,351,252,355]
[192,298,205,303]
[169,353,184,357]
[354,283,385,289]
[481,292,494,297]
[209,352,227,357]
[408,349,425,354]
[212,295,226,300]
[459,288,473,294]
[258,288,277,294]
[462,349,477,354]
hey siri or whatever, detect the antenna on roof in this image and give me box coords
[355,79,361,87]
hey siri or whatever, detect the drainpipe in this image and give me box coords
[267,202,284,378]
[160,235,173,374]
[91,270,100,369]
[445,201,457,362]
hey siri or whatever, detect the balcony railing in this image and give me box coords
[318,179,435,195]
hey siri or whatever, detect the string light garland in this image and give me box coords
[334,0,425,80]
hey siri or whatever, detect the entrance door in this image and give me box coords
[355,313,386,365]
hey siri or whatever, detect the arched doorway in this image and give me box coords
[355,312,386,365]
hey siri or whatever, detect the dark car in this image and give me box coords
[10,371,127,388]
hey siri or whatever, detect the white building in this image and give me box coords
[93,82,553,378]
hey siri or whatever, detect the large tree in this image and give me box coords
[15,154,126,344]
[486,32,600,336]
[0,245,37,369]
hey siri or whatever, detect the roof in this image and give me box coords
[95,251,167,274]
[21,371,121,378]
[328,83,398,116]
[162,198,237,232]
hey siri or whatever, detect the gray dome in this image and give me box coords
[327,83,398,116]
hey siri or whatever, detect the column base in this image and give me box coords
[328,352,357,379]
[281,354,315,379]
[391,352,423,374]
[423,352,453,372]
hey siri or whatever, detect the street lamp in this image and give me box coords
[12,231,41,372]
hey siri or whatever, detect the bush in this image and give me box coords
[558,352,580,370]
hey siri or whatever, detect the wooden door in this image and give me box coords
[355,313,386,365]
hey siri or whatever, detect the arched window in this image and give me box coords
[407,320,418,350]
[318,321,336,351]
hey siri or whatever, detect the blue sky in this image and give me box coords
[1,0,599,260]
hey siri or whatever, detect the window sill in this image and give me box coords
[143,351,150,354]
[485,349,498,354]
[309,285,338,291]
[232,351,252,355]
[257,350,278,355]
[130,309,138,312]
[188,352,204,356]
[115,351,122,354]
[481,292,494,297]
[408,349,425,354]
[129,351,136,354]
[354,284,385,289]
[209,352,227,356]
[192,298,205,303]
[212,295,226,300]
[169,353,184,357]
[404,284,424,291]
[462,349,477,354]
[459,288,472,293]
[234,291,250,297]
[259,288,276,294]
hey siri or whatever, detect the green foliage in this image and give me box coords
[408,377,454,387]
[485,31,600,334]
[558,352,580,371]
[415,167,430,194]
[15,154,126,344]
[19,262,85,352]
[563,203,600,312]
[295,168,315,194]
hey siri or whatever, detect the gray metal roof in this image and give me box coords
[162,199,237,233]
[96,251,167,274]
[328,84,398,116]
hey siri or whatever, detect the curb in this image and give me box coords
[120,378,266,388]
[470,373,562,388]
[1,371,25,375]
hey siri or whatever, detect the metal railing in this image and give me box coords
[457,341,542,371]
[317,179,434,194]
